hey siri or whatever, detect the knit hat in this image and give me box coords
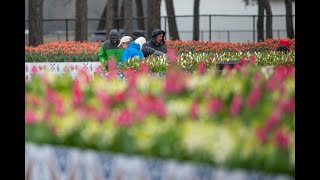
[279,39,290,48]
[117,36,132,47]
[134,37,146,50]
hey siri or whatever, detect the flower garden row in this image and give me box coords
[26,60,295,176]
[25,39,295,68]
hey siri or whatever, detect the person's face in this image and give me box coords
[155,34,163,44]
[111,39,118,44]
[121,42,129,49]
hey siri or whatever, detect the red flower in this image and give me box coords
[274,129,290,149]
[246,85,262,108]
[264,110,281,132]
[229,95,242,117]
[207,98,223,115]
[255,127,267,144]
[197,62,206,75]
[190,101,199,120]
[115,109,133,126]
[72,80,83,106]
[25,111,37,124]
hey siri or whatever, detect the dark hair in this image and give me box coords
[276,45,290,54]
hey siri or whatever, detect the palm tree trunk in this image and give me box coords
[193,0,200,40]
[106,0,114,39]
[29,0,43,46]
[147,0,161,38]
[75,0,88,41]
[165,0,180,40]
[285,0,294,38]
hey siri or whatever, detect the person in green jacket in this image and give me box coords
[98,29,123,71]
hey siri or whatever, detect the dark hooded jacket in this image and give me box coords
[142,29,167,57]
[98,29,124,66]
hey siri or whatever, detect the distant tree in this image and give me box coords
[193,0,200,40]
[285,0,294,38]
[124,0,133,36]
[135,0,145,30]
[75,0,88,41]
[264,0,273,39]
[257,0,265,41]
[120,1,124,28]
[29,0,43,46]
[165,0,180,40]
[97,4,107,30]
[147,0,161,38]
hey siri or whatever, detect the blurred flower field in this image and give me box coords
[25,39,295,177]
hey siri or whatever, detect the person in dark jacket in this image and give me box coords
[276,39,290,54]
[98,29,123,70]
[142,29,167,57]
[118,36,144,63]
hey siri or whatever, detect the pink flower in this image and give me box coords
[264,110,281,132]
[107,58,118,71]
[229,95,242,117]
[106,70,117,79]
[197,62,206,75]
[279,98,295,113]
[167,49,178,64]
[25,111,37,124]
[124,68,137,87]
[96,90,111,106]
[164,69,186,94]
[207,98,223,115]
[31,66,38,74]
[190,101,199,120]
[72,80,83,106]
[255,127,267,144]
[250,55,256,63]
[246,85,262,108]
[55,97,64,116]
[149,97,166,118]
[274,129,290,149]
[94,65,103,74]
[114,91,125,103]
[115,109,133,126]
[95,108,110,122]
[140,62,149,73]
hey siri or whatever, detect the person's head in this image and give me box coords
[278,39,290,49]
[276,39,290,53]
[134,37,146,50]
[117,36,132,49]
[151,29,166,44]
[108,29,120,44]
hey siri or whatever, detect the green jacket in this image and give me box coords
[98,29,123,70]
[98,42,123,64]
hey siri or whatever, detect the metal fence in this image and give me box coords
[25,14,295,45]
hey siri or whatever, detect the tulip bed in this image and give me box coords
[25,39,295,71]
[25,59,295,176]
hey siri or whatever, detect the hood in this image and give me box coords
[134,37,146,50]
[128,41,141,49]
[151,29,166,38]
[109,29,120,40]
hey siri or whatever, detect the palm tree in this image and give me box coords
[165,0,180,40]
[285,0,294,38]
[75,0,88,41]
[193,0,200,40]
[29,0,43,46]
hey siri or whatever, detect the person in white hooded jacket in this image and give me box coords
[135,36,165,57]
